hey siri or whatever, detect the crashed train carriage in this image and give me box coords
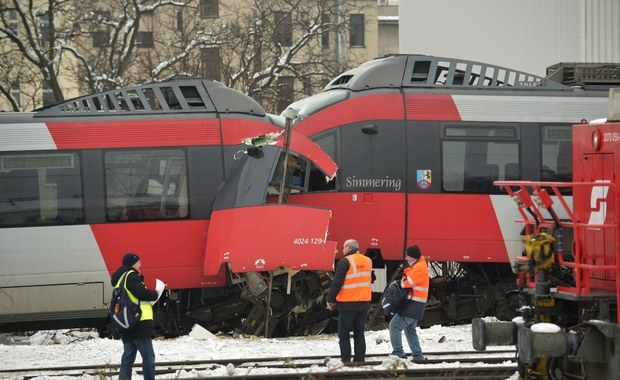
[0,79,339,337]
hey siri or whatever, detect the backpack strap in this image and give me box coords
[118,270,140,306]
[115,270,134,288]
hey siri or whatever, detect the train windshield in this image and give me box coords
[283,89,349,123]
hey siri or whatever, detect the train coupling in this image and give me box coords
[472,317,578,360]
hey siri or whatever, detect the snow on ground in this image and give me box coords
[0,320,519,379]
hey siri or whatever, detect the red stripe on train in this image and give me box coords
[47,119,222,149]
[295,94,404,136]
[405,94,461,121]
[220,118,283,145]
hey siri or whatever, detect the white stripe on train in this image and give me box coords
[0,122,57,151]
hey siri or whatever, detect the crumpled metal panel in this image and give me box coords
[203,204,335,275]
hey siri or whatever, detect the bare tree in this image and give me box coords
[64,0,190,94]
[0,0,77,108]
[151,0,370,113]
[0,49,41,111]
[1,0,372,112]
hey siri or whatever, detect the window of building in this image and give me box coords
[92,31,110,47]
[90,10,111,47]
[0,152,84,227]
[8,10,19,39]
[277,76,294,114]
[442,125,519,193]
[349,14,364,47]
[176,11,184,32]
[201,47,221,81]
[93,10,111,19]
[253,37,262,72]
[200,0,219,18]
[302,82,312,96]
[10,81,21,109]
[274,11,292,47]
[136,31,154,48]
[321,14,330,48]
[42,80,55,106]
[104,149,189,221]
[37,15,50,43]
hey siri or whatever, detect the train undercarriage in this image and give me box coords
[127,260,518,338]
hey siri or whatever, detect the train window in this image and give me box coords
[104,149,189,221]
[0,152,84,227]
[308,131,337,192]
[445,126,516,138]
[541,126,572,182]
[442,125,519,193]
[268,153,309,196]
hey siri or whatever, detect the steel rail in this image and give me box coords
[2,350,517,379]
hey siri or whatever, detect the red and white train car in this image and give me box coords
[0,79,338,336]
[280,55,619,325]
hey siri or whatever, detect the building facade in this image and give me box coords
[399,0,620,76]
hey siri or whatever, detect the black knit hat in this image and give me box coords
[405,245,421,259]
[122,253,140,267]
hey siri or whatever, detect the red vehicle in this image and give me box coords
[473,88,620,379]
[280,55,620,326]
[0,79,338,337]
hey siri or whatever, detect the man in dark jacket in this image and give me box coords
[389,245,429,362]
[110,253,160,380]
[326,239,373,365]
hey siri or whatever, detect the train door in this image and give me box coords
[578,152,616,286]
[405,121,442,259]
[336,121,407,264]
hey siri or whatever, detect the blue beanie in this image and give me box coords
[122,253,140,267]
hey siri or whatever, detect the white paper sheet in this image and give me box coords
[152,279,165,305]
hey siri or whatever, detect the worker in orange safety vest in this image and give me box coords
[326,238,373,365]
[388,245,429,362]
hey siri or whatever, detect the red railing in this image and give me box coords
[495,180,620,323]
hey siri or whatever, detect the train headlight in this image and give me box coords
[592,130,601,151]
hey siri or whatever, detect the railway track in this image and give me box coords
[1,349,518,379]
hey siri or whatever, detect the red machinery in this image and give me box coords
[473,89,620,379]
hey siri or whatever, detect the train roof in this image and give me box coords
[324,54,620,93]
[34,78,266,118]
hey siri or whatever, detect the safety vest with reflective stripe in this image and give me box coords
[336,253,372,302]
[401,256,429,303]
[115,270,154,321]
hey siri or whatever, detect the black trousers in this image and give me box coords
[337,310,367,362]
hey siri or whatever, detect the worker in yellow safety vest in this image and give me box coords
[110,253,161,380]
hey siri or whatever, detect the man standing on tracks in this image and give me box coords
[111,253,161,380]
[389,245,429,362]
[326,239,373,365]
